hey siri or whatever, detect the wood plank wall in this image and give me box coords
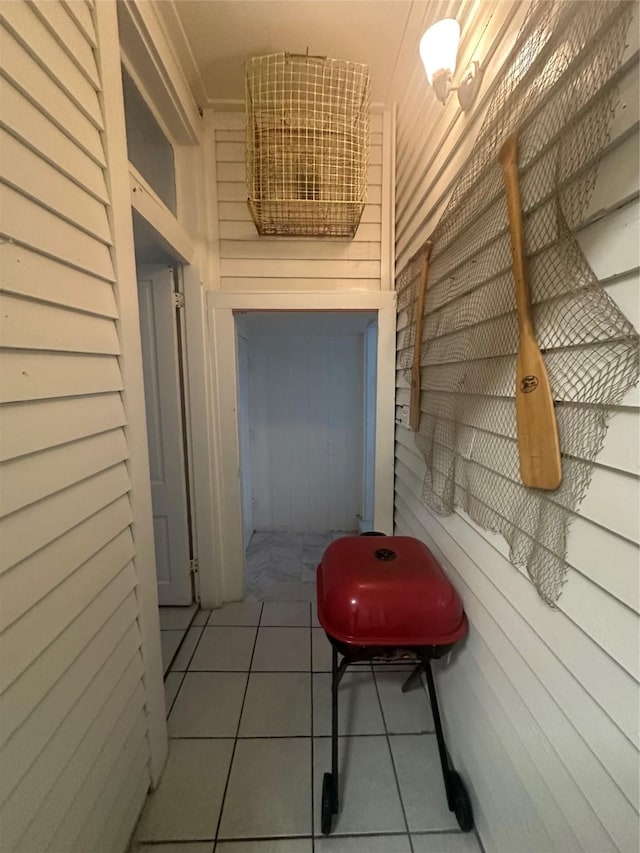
[393,2,639,851]
[0,1,151,850]
[211,110,388,291]
[248,333,364,532]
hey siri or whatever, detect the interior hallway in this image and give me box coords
[135,536,484,852]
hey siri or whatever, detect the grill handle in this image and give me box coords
[374,548,397,562]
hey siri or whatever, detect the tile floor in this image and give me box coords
[244,531,352,602]
[133,534,483,853]
[160,603,203,676]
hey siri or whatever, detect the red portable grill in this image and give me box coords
[316,533,473,835]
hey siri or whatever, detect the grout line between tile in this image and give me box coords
[170,734,314,740]
[372,666,415,853]
[188,668,320,673]
[164,670,187,720]
[409,829,469,835]
[212,601,263,845]
[475,826,487,852]
[161,628,187,677]
[164,603,205,676]
[169,732,410,740]
[214,830,417,843]
[309,616,315,853]
[211,832,315,844]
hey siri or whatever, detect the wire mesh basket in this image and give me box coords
[245,52,371,238]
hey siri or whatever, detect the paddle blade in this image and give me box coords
[516,338,562,490]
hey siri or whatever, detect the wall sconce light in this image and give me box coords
[419,18,482,111]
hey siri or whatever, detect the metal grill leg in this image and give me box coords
[323,645,349,833]
[331,645,339,802]
[423,660,454,807]
[423,659,474,830]
[402,662,426,693]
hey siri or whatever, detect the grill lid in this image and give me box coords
[316,536,467,646]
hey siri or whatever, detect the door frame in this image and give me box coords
[236,331,254,549]
[113,0,208,790]
[205,290,397,603]
[361,320,378,531]
[136,264,193,605]
[182,266,222,608]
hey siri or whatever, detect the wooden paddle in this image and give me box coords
[410,241,433,432]
[499,133,562,490]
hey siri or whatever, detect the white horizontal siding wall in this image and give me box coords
[211,109,391,291]
[0,1,154,850]
[394,2,639,852]
[248,333,364,532]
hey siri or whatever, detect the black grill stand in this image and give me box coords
[321,643,474,836]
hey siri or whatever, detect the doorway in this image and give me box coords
[136,264,193,606]
[235,310,377,600]
[132,213,198,673]
[204,290,396,605]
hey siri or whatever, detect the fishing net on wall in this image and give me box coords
[397,0,639,605]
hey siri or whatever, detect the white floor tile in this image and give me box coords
[161,631,184,674]
[411,833,482,852]
[215,841,312,853]
[261,602,310,627]
[208,602,263,626]
[134,739,233,841]
[302,546,322,564]
[251,627,310,671]
[172,626,204,671]
[132,844,213,853]
[313,671,385,736]
[189,627,257,671]
[315,835,411,852]
[246,550,270,576]
[389,735,459,832]
[164,672,184,717]
[244,531,336,604]
[269,551,303,576]
[159,605,197,630]
[254,580,317,603]
[313,736,406,836]
[239,672,311,737]
[303,532,332,548]
[218,738,312,839]
[374,669,434,734]
[311,603,321,628]
[168,672,248,737]
[300,566,317,583]
[311,628,333,672]
[247,531,272,550]
[271,531,304,549]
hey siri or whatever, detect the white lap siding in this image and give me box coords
[0,1,155,850]
[393,2,639,852]
[212,109,390,291]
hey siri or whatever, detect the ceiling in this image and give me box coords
[158,0,439,108]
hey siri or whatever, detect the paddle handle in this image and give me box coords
[410,242,433,432]
[499,134,535,340]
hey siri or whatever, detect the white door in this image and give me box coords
[137,266,192,604]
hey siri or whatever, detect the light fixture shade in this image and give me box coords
[419,18,461,85]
